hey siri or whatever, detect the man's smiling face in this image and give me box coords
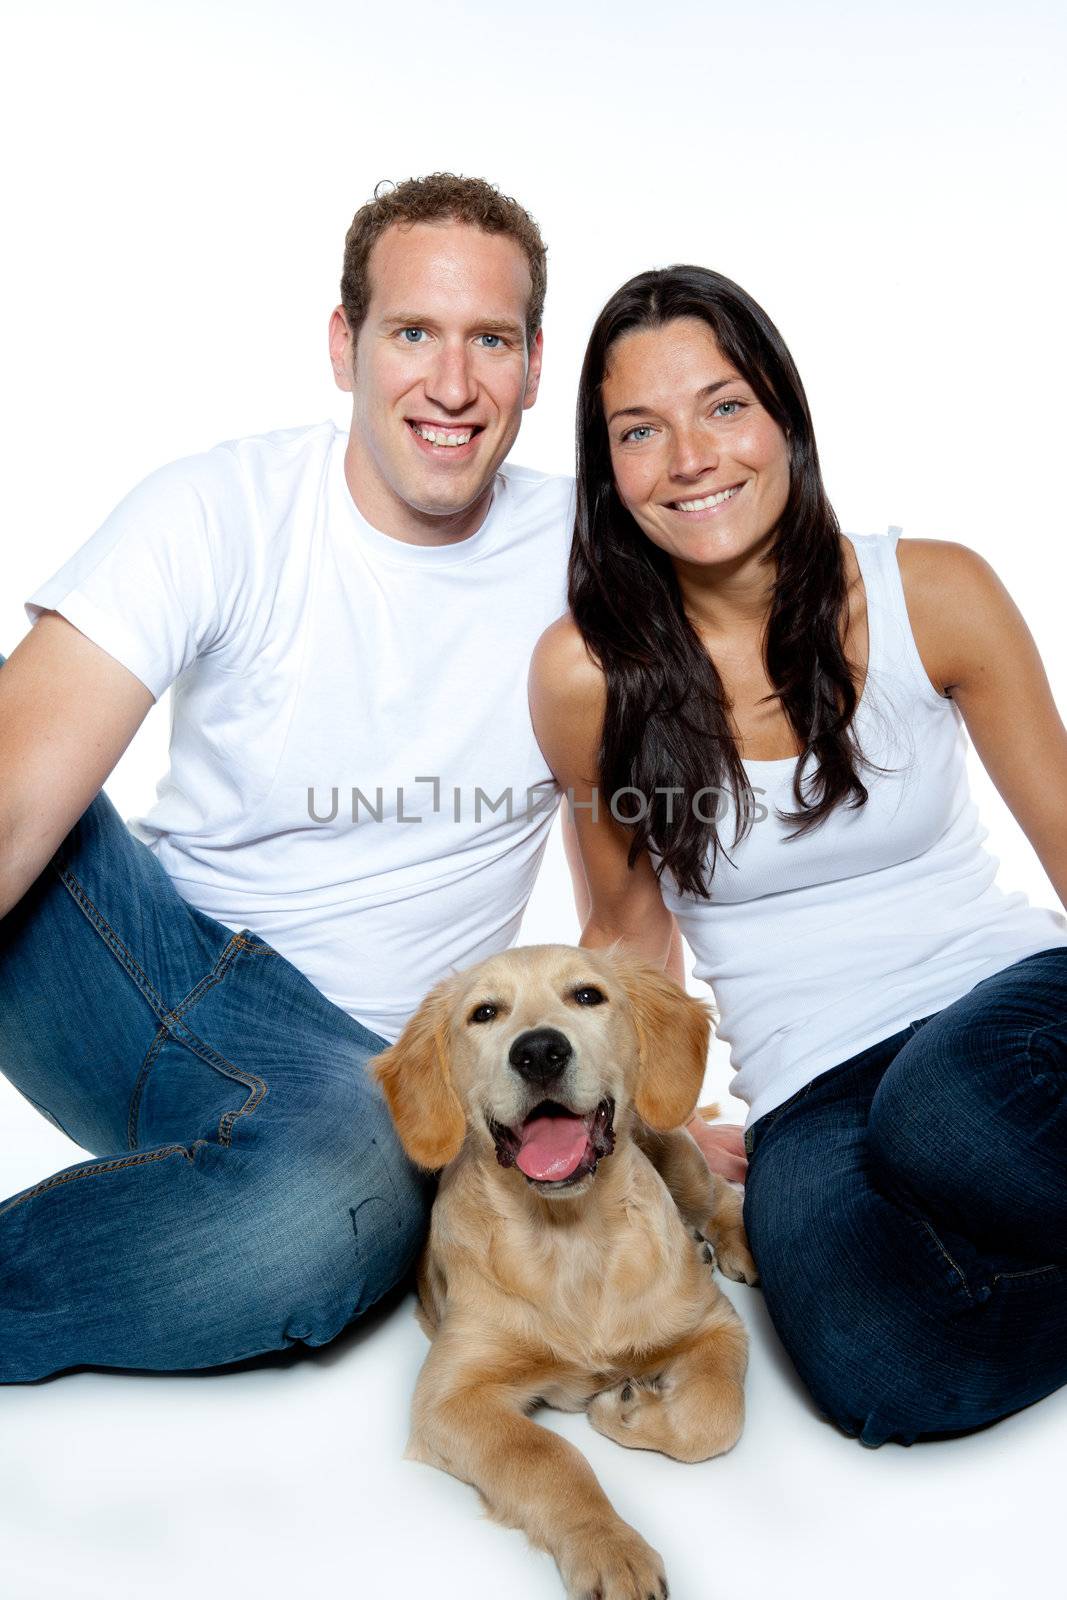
[330,219,543,544]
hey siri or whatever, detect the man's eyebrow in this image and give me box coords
[475,318,526,339]
[380,312,525,339]
[606,376,745,425]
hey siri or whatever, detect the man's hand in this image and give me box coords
[685,1113,748,1184]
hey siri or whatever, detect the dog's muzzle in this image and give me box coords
[488,1098,616,1186]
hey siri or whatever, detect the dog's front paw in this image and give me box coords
[701,1179,760,1285]
[712,1226,759,1285]
[696,1225,758,1284]
[558,1517,668,1600]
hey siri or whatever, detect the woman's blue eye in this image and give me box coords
[715,399,742,417]
[622,425,654,443]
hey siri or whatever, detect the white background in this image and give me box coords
[1,2,1064,1597]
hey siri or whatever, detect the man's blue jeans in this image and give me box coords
[743,947,1067,1446]
[0,659,432,1381]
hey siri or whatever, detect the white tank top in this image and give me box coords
[659,528,1067,1127]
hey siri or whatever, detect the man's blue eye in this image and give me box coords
[479,334,502,348]
[401,328,426,343]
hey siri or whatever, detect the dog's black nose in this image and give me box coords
[508,1028,573,1088]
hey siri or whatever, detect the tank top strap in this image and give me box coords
[844,526,947,709]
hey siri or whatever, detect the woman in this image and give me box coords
[529,265,1067,1447]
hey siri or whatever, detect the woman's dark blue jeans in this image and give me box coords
[743,947,1067,1447]
[0,657,432,1382]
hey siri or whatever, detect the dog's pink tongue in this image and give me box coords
[516,1111,589,1181]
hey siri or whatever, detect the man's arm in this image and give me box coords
[0,612,154,919]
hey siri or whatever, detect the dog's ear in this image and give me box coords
[373,978,466,1171]
[614,958,712,1131]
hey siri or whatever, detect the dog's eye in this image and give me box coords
[469,1003,498,1024]
[573,986,605,1006]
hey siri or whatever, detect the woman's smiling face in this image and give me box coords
[601,316,791,573]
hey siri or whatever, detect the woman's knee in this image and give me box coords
[874,976,1067,1145]
[745,1157,989,1447]
[868,1010,1067,1252]
[794,1318,1067,1449]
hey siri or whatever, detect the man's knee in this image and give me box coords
[221,1089,433,1350]
[234,1177,430,1350]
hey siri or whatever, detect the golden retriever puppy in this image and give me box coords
[374,943,757,1600]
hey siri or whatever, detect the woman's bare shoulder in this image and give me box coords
[529,613,606,710]
[895,536,997,589]
[528,614,608,782]
[895,537,1013,695]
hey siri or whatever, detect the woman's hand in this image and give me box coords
[685,1114,748,1184]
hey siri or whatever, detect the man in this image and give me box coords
[0,174,574,1382]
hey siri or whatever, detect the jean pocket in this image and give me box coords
[988,1261,1066,1295]
[911,1212,1065,1308]
[234,927,279,956]
[746,1079,816,1157]
[128,931,274,1150]
[910,1214,985,1307]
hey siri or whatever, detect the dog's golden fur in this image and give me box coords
[374,943,757,1600]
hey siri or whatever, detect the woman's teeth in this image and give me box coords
[411,424,474,447]
[675,485,742,512]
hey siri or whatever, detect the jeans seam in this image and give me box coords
[746,1082,815,1156]
[126,1025,173,1150]
[991,1264,1062,1284]
[55,859,267,1021]
[919,1218,975,1305]
[0,1143,202,1219]
[54,861,269,1151]
[54,860,186,1022]
[1024,1018,1066,1055]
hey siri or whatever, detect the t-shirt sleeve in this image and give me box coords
[24,457,230,702]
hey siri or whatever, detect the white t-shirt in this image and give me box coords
[26,421,574,1042]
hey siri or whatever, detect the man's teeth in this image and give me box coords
[675,485,742,512]
[412,424,474,447]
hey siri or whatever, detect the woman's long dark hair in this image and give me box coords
[570,265,871,899]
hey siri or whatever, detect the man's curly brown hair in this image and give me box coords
[340,173,547,349]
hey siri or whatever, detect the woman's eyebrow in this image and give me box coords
[606,376,745,425]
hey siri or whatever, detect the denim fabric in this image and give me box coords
[0,654,432,1381]
[743,948,1067,1446]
